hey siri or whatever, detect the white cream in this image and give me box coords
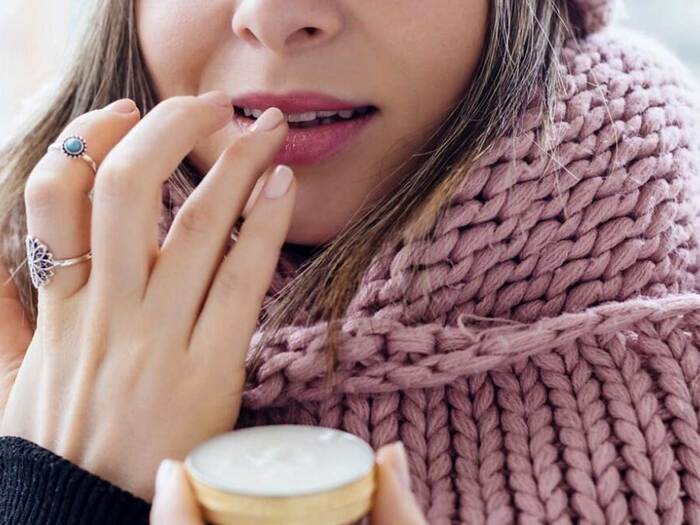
[185,425,375,498]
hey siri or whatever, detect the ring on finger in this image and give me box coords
[47,135,98,200]
[25,235,92,290]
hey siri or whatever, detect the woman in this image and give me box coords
[2,0,700,523]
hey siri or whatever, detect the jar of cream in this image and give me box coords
[184,425,377,525]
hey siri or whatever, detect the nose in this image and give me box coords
[232,0,344,54]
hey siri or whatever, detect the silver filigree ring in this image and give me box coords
[25,235,92,289]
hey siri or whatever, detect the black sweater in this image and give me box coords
[0,435,151,524]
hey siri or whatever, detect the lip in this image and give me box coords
[231,91,379,165]
[230,90,373,113]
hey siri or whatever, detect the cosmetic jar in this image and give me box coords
[184,425,376,525]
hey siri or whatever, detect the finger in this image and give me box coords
[150,459,204,525]
[370,442,428,525]
[146,107,288,341]
[23,98,141,301]
[190,164,296,367]
[90,91,233,302]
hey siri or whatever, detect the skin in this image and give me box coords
[137,0,489,244]
[0,0,489,520]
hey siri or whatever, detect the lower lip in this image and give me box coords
[233,110,378,165]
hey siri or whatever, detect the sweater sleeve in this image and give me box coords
[0,435,151,525]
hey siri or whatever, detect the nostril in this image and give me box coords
[241,27,258,45]
[285,26,323,48]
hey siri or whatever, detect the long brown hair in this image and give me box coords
[0,1,580,380]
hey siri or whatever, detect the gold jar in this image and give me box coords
[184,425,376,525]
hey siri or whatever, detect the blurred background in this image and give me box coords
[0,0,699,139]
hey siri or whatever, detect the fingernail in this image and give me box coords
[264,165,294,199]
[392,442,412,489]
[155,459,177,493]
[199,90,231,108]
[105,98,137,113]
[250,107,285,133]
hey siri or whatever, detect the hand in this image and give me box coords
[150,441,428,525]
[0,92,296,501]
[0,264,33,421]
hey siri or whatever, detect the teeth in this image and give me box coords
[286,111,319,123]
[240,107,363,122]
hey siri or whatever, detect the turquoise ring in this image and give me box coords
[47,135,98,174]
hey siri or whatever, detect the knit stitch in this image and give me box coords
[157,4,700,524]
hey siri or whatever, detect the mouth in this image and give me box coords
[232,104,380,165]
[233,105,378,129]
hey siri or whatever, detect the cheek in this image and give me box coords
[382,0,489,128]
[136,0,231,98]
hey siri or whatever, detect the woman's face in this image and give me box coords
[136,0,488,245]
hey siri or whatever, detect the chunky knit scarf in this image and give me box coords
[158,1,700,523]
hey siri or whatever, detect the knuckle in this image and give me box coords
[220,137,250,161]
[217,139,255,170]
[215,140,280,192]
[176,202,213,237]
[95,158,141,199]
[24,174,65,210]
[224,132,274,163]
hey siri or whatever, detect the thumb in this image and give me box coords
[0,262,33,414]
[370,442,428,525]
[150,459,204,525]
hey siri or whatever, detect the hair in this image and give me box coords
[0,0,579,384]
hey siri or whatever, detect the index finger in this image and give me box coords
[90,91,234,300]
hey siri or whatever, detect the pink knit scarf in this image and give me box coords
[157,1,700,522]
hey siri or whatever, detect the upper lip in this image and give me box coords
[230,91,375,114]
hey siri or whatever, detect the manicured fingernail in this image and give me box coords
[155,459,177,492]
[199,90,231,108]
[250,107,285,133]
[105,98,137,113]
[264,165,294,199]
[392,442,412,489]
